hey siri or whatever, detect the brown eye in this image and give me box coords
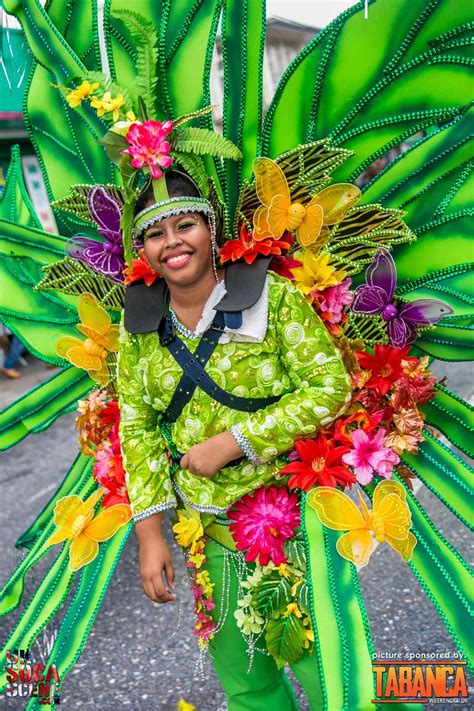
[145,231,164,240]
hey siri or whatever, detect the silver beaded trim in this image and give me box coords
[169,309,199,340]
[230,425,262,466]
[171,475,230,515]
[133,198,216,239]
[133,499,177,522]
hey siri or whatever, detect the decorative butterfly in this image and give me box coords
[307,479,417,568]
[252,157,360,249]
[351,248,453,347]
[66,185,125,283]
[45,487,131,571]
[56,292,119,385]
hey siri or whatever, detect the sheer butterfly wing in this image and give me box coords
[56,336,85,360]
[78,324,120,352]
[366,248,397,303]
[307,486,366,530]
[61,344,103,372]
[374,493,412,540]
[268,194,291,238]
[310,183,360,225]
[253,204,274,241]
[336,528,374,567]
[385,531,417,562]
[387,316,415,347]
[85,504,132,542]
[398,299,454,325]
[297,203,324,247]
[77,292,112,336]
[88,185,122,241]
[253,157,291,208]
[352,285,389,315]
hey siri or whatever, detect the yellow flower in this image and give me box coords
[283,602,302,618]
[45,488,131,571]
[290,579,303,596]
[90,91,126,121]
[177,699,196,711]
[125,110,137,122]
[291,250,346,295]
[66,80,99,108]
[172,509,204,554]
[277,563,291,578]
[189,551,206,568]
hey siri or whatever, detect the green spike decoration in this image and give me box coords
[0,0,472,706]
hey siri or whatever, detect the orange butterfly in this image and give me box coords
[56,293,119,385]
[252,157,360,249]
[307,479,417,568]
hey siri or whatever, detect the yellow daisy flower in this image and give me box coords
[172,508,204,554]
[290,250,346,295]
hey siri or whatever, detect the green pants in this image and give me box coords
[203,538,325,711]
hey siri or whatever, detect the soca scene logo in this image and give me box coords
[5,649,61,705]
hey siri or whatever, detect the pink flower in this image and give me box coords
[122,120,174,179]
[342,428,400,485]
[228,485,300,566]
[312,278,354,324]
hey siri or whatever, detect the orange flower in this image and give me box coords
[218,225,291,265]
[123,249,159,286]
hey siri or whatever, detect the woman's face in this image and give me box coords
[142,211,213,287]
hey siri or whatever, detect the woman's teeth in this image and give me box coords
[167,254,190,265]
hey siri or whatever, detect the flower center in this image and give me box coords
[311,457,325,473]
[268,526,279,538]
[379,364,393,377]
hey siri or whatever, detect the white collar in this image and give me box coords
[192,275,269,343]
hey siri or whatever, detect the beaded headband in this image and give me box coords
[133,196,217,242]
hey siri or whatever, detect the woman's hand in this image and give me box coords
[139,537,176,604]
[180,431,244,478]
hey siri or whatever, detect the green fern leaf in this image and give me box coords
[172,127,242,160]
[173,106,215,129]
[170,151,210,197]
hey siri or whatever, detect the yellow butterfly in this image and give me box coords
[45,487,131,571]
[252,157,360,248]
[56,293,119,385]
[307,479,417,567]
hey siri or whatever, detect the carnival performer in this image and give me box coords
[118,170,351,709]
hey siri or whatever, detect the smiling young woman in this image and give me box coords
[117,169,352,709]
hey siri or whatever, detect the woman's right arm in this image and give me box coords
[117,320,177,603]
[135,513,175,603]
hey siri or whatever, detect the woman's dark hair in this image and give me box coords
[134,171,201,216]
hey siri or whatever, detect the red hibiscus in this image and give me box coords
[356,345,410,397]
[280,434,355,491]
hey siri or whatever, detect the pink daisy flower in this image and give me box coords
[122,120,174,179]
[228,485,300,566]
[342,428,400,485]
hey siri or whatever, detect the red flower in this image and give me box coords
[270,254,302,280]
[218,224,291,265]
[333,409,384,445]
[356,345,410,397]
[94,423,129,507]
[280,434,355,491]
[123,249,159,286]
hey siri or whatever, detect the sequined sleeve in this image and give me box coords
[117,320,177,520]
[231,282,351,462]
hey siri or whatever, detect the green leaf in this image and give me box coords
[172,127,242,160]
[253,572,293,618]
[265,612,307,667]
[0,146,42,230]
[170,151,210,197]
[174,106,215,129]
[284,536,306,571]
[98,131,129,166]
[296,581,311,615]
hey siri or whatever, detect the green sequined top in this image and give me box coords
[117,272,351,520]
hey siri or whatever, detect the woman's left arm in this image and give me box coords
[230,282,352,464]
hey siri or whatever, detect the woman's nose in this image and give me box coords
[163,228,183,248]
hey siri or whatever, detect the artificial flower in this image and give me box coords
[76,390,110,456]
[283,602,302,618]
[228,485,300,566]
[269,254,302,280]
[385,407,425,454]
[342,428,400,484]
[123,249,160,286]
[337,336,364,375]
[290,251,347,295]
[45,488,131,571]
[218,224,291,265]
[94,424,130,507]
[281,434,355,491]
[110,114,137,135]
[177,699,196,711]
[312,277,354,332]
[332,409,383,446]
[390,356,437,410]
[122,119,174,179]
[234,598,265,635]
[356,345,410,396]
[65,80,99,108]
[91,91,126,122]
[172,508,204,554]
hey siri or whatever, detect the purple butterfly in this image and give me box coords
[351,249,453,347]
[67,185,125,283]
